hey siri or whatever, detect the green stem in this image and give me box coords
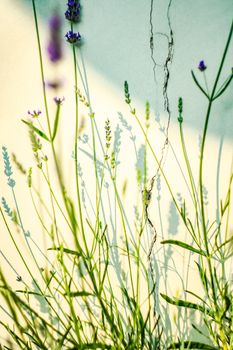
[199,20,233,307]
[71,24,87,255]
[31,0,52,138]
[179,123,201,244]
[31,0,77,239]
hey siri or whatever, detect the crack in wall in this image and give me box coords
[163,0,174,137]
[149,0,157,85]
[147,0,174,296]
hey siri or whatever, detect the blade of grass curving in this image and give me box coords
[58,325,72,348]
[191,71,210,99]
[48,246,82,257]
[161,239,207,256]
[185,290,209,306]
[0,322,31,350]
[191,323,210,339]
[52,103,61,141]
[195,262,209,293]
[160,293,212,316]
[213,72,233,101]
[22,119,50,141]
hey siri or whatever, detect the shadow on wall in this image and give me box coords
[22,0,233,139]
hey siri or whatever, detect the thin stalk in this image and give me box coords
[31,0,78,239]
[131,108,197,241]
[71,24,88,255]
[11,189,75,335]
[112,178,135,300]
[179,123,201,243]
[199,20,233,308]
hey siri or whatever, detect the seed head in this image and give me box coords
[177,97,183,123]
[124,81,131,104]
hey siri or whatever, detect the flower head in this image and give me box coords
[65,30,81,44]
[49,14,62,31]
[198,60,207,72]
[65,0,81,22]
[54,96,65,105]
[47,13,63,63]
[47,39,62,62]
[28,110,41,118]
[46,79,63,90]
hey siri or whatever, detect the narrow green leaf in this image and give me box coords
[185,289,208,306]
[220,191,230,217]
[52,104,61,141]
[191,71,210,99]
[213,73,233,101]
[195,262,209,293]
[161,239,207,256]
[168,341,218,349]
[58,325,72,347]
[48,247,81,257]
[15,290,51,298]
[64,290,93,297]
[214,234,233,253]
[191,323,208,338]
[160,293,211,315]
[22,120,50,141]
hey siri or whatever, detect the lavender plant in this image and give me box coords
[0,1,232,350]
[123,22,233,349]
[0,1,161,349]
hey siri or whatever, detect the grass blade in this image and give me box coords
[22,119,50,141]
[161,239,207,256]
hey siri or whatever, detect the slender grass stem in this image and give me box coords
[179,123,202,244]
[199,20,233,308]
[71,24,88,256]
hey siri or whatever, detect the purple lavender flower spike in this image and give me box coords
[198,60,207,72]
[65,0,81,22]
[47,39,62,62]
[49,14,62,31]
[67,0,76,6]
[65,30,81,44]
[47,13,63,63]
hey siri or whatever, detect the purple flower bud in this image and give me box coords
[28,110,42,118]
[46,79,63,90]
[65,30,81,44]
[198,60,207,72]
